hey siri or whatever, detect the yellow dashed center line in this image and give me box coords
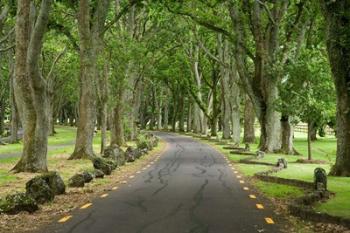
[237,176,242,179]
[58,215,72,223]
[256,204,264,209]
[239,180,245,184]
[234,171,238,174]
[100,193,109,198]
[136,171,141,174]
[80,203,92,209]
[129,175,135,179]
[249,195,256,199]
[265,217,275,224]
[243,187,249,191]
[112,187,118,190]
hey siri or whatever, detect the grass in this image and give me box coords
[0,125,157,198]
[199,131,350,219]
[254,180,305,199]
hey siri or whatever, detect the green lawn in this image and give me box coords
[203,131,350,219]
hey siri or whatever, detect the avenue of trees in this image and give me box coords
[0,0,349,176]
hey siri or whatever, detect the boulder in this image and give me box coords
[276,158,288,169]
[68,174,85,187]
[94,169,105,178]
[92,157,113,175]
[314,167,327,191]
[103,145,126,166]
[125,147,142,162]
[39,171,65,195]
[82,171,94,183]
[25,177,55,204]
[0,193,38,214]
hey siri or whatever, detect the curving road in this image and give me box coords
[41,132,281,233]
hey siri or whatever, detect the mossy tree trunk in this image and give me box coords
[12,0,52,172]
[321,0,350,176]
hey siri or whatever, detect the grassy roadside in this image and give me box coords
[185,132,350,221]
[0,125,167,233]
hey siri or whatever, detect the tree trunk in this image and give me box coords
[280,115,296,155]
[13,0,52,172]
[243,96,255,144]
[110,84,125,146]
[310,121,317,141]
[307,121,312,161]
[230,72,241,145]
[187,101,192,132]
[321,0,350,176]
[163,97,169,130]
[178,94,185,132]
[70,0,110,159]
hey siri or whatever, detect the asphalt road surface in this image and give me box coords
[41,132,281,233]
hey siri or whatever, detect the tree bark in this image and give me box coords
[243,96,255,144]
[70,0,110,159]
[13,0,52,172]
[321,0,350,176]
[307,121,312,161]
[178,94,185,132]
[110,84,125,146]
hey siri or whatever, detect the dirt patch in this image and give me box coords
[0,140,167,233]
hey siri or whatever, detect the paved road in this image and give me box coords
[41,132,281,233]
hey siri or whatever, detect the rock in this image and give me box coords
[103,144,126,166]
[68,174,85,187]
[93,157,113,175]
[276,158,288,169]
[140,148,148,155]
[125,147,142,162]
[94,169,104,178]
[39,171,66,195]
[0,193,38,214]
[256,151,265,159]
[314,167,327,191]
[82,171,94,183]
[125,147,136,162]
[25,177,55,204]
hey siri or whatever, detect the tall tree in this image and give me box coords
[321,0,350,176]
[12,0,52,172]
[69,0,110,159]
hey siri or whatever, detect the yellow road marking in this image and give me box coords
[249,195,256,199]
[256,204,264,209]
[243,187,249,191]
[265,218,275,224]
[80,203,92,209]
[237,176,242,178]
[112,187,118,190]
[121,180,127,184]
[101,193,109,198]
[136,171,141,174]
[58,215,72,223]
[234,171,238,174]
[239,180,245,184]
[129,175,135,179]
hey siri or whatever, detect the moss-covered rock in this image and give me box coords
[25,177,55,204]
[92,157,113,175]
[68,174,85,187]
[0,193,38,214]
[39,171,66,195]
[82,171,94,183]
[94,169,104,178]
[103,144,126,166]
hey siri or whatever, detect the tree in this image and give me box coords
[12,0,52,172]
[69,0,111,159]
[321,0,350,176]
